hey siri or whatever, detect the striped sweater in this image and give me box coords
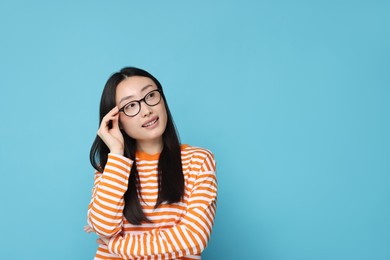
[87,145,217,260]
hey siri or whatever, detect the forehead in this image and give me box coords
[115,76,156,103]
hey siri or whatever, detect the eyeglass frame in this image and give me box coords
[118,89,163,117]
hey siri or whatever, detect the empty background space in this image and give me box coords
[0,0,389,259]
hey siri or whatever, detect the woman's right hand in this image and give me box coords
[97,106,124,155]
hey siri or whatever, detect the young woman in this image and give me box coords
[85,67,217,260]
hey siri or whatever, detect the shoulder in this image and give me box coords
[181,144,214,158]
[181,144,216,171]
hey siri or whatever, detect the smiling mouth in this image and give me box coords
[142,117,159,127]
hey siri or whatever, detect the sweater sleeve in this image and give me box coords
[87,153,133,237]
[107,152,217,259]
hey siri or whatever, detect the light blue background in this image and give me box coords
[1,1,389,259]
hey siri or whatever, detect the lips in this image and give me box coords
[142,117,159,127]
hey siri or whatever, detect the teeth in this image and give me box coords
[144,118,157,127]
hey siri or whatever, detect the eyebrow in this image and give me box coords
[119,84,154,105]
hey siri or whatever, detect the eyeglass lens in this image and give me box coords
[123,90,161,116]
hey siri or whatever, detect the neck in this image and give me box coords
[136,138,164,155]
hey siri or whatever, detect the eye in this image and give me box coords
[125,102,137,109]
[146,92,156,100]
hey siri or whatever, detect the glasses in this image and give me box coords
[119,89,162,117]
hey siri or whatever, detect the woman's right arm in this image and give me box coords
[87,106,130,237]
[87,153,133,237]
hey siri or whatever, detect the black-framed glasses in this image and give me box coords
[119,89,162,117]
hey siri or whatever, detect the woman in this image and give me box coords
[85,67,217,260]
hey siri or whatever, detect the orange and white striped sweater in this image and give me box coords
[87,145,217,260]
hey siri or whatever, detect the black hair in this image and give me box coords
[90,67,184,225]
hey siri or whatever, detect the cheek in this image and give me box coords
[119,116,137,135]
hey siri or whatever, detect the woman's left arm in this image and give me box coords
[107,152,217,259]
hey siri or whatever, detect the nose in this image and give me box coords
[140,101,153,117]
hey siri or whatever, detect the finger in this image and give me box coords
[106,106,119,117]
[112,106,119,115]
[96,238,107,245]
[99,107,119,129]
[99,117,113,131]
[100,114,116,127]
[83,225,89,230]
[98,117,117,137]
[84,226,93,233]
[111,113,120,130]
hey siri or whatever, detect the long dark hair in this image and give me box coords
[90,67,184,225]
